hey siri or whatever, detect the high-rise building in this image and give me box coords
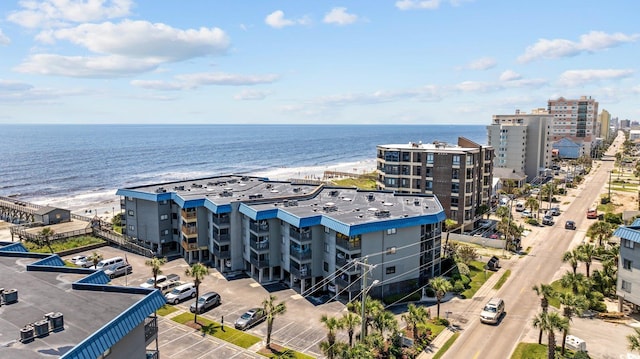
[598,109,611,140]
[488,110,553,182]
[376,137,493,227]
[547,96,599,156]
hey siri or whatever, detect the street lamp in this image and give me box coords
[360,279,379,342]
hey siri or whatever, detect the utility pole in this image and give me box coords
[352,257,376,342]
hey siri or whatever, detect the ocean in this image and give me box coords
[0,124,487,209]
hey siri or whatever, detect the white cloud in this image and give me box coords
[8,0,133,28]
[454,81,497,93]
[234,89,271,100]
[265,10,310,29]
[499,70,522,81]
[0,79,33,91]
[466,57,496,70]
[131,72,280,91]
[316,86,442,106]
[395,0,441,10]
[518,31,640,63]
[0,29,9,45]
[557,69,634,87]
[323,7,358,26]
[15,54,160,78]
[130,80,184,91]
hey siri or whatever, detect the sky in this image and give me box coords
[0,0,638,125]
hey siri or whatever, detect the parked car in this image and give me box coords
[565,220,576,230]
[586,208,598,219]
[158,280,184,294]
[521,209,532,218]
[104,262,133,279]
[235,308,266,330]
[548,207,561,216]
[165,282,196,304]
[70,255,91,268]
[478,219,492,228]
[542,215,554,226]
[140,273,180,289]
[190,292,221,313]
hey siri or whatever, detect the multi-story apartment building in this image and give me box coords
[117,175,445,299]
[0,241,164,359]
[548,96,599,157]
[375,137,493,228]
[598,109,612,140]
[488,109,553,182]
[614,220,640,312]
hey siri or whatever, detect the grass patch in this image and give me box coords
[257,343,316,358]
[172,312,261,349]
[510,342,589,358]
[330,175,377,190]
[23,235,106,253]
[422,321,447,338]
[460,261,494,299]
[433,332,459,359]
[156,305,178,316]
[493,269,511,290]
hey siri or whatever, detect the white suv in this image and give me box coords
[165,283,196,304]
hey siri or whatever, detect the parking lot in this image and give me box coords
[64,245,347,358]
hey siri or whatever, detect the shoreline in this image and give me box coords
[15,159,377,223]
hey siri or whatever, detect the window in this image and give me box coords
[386,266,396,274]
[160,214,169,221]
[128,225,135,231]
[622,280,632,292]
[427,153,434,165]
[624,238,635,249]
[452,155,460,166]
[162,229,169,236]
[386,247,397,254]
[128,210,135,216]
[386,228,397,235]
[324,243,329,253]
[624,258,633,270]
[127,197,133,201]
[324,261,329,272]
[325,227,330,234]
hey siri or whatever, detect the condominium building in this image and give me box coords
[598,109,612,140]
[548,96,599,157]
[614,220,640,311]
[116,176,445,299]
[0,242,164,359]
[375,137,493,227]
[488,109,553,182]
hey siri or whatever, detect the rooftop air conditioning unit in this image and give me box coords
[45,312,64,332]
[2,288,18,304]
[20,325,34,343]
[34,319,49,338]
[155,187,166,193]
[174,185,185,191]
[329,190,339,196]
[367,193,375,201]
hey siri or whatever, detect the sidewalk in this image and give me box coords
[418,260,511,359]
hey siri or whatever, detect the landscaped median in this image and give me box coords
[165,310,313,358]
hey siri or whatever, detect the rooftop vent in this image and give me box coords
[367,193,375,201]
[248,194,264,200]
[293,187,302,193]
[221,190,233,197]
[241,176,249,181]
[192,183,202,188]
[228,179,238,184]
[266,184,273,189]
[414,199,420,206]
[174,185,185,191]
[323,202,338,212]
[155,187,166,193]
[329,190,339,197]
[374,209,390,217]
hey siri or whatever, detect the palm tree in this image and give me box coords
[429,276,453,319]
[526,196,539,216]
[347,296,384,338]
[562,249,581,275]
[401,303,429,340]
[561,271,586,295]
[320,314,342,359]
[38,227,56,253]
[532,311,569,359]
[628,327,640,352]
[577,243,597,277]
[370,308,397,336]
[272,349,296,359]
[89,251,103,269]
[263,294,287,349]
[340,311,361,347]
[587,221,614,246]
[495,205,510,221]
[144,257,167,289]
[443,218,458,258]
[532,283,555,344]
[185,262,208,323]
[557,292,588,355]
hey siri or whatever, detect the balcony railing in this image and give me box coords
[181,240,198,251]
[289,248,312,261]
[289,229,312,242]
[144,316,158,342]
[146,350,159,359]
[212,216,230,226]
[213,233,230,243]
[181,225,197,237]
[336,237,361,251]
[335,277,361,292]
[250,257,270,268]
[290,266,312,278]
[212,247,230,259]
[250,240,269,251]
[181,209,197,220]
[250,222,270,233]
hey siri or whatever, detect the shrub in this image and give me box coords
[456,262,470,277]
[604,212,622,224]
[453,280,465,293]
[460,274,471,286]
[424,287,435,297]
[432,317,449,326]
[526,218,539,226]
[381,291,422,305]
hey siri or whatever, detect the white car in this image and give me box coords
[70,255,91,268]
[521,210,532,218]
[165,282,196,304]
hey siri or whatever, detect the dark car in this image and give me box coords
[548,207,561,216]
[104,262,132,279]
[542,215,554,226]
[234,308,266,330]
[565,220,576,230]
[190,292,221,313]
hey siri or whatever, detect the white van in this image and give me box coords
[165,283,196,304]
[480,297,505,324]
[95,257,125,271]
[515,201,525,212]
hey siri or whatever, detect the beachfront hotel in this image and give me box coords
[116,176,445,299]
[0,242,164,359]
[376,137,494,229]
[548,96,599,157]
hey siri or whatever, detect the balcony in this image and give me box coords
[335,276,361,292]
[250,240,270,251]
[212,246,230,259]
[213,233,230,244]
[181,209,197,222]
[146,350,159,359]
[181,240,198,251]
[290,265,312,279]
[336,237,361,251]
[289,228,312,243]
[144,316,158,343]
[212,216,230,226]
[289,247,312,262]
[250,257,270,268]
[181,225,197,238]
[250,222,270,233]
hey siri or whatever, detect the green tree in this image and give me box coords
[89,251,103,269]
[562,249,581,275]
[443,218,459,258]
[587,221,614,247]
[145,257,167,289]
[477,204,490,219]
[561,271,587,295]
[263,294,287,349]
[340,311,361,347]
[532,311,569,359]
[628,327,640,352]
[577,243,597,277]
[525,196,539,216]
[455,245,478,265]
[111,212,123,227]
[370,308,397,336]
[532,283,555,344]
[347,296,384,339]
[429,276,453,319]
[272,349,296,359]
[402,303,429,340]
[185,262,208,323]
[320,314,342,359]
[495,205,510,221]
[38,227,55,253]
[557,292,588,355]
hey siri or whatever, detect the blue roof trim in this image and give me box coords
[632,218,640,227]
[256,208,279,221]
[115,189,163,202]
[30,254,66,267]
[0,242,29,252]
[614,226,640,243]
[203,200,232,214]
[239,203,258,219]
[62,290,165,359]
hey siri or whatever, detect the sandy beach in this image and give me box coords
[20,159,377,224]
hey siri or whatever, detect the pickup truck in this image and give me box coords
[140,273,180,289]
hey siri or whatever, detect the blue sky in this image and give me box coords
[0,0,638,124]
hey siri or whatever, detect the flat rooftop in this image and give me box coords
[0,255,145,358]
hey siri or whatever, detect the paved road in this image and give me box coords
[439,134,632,359]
